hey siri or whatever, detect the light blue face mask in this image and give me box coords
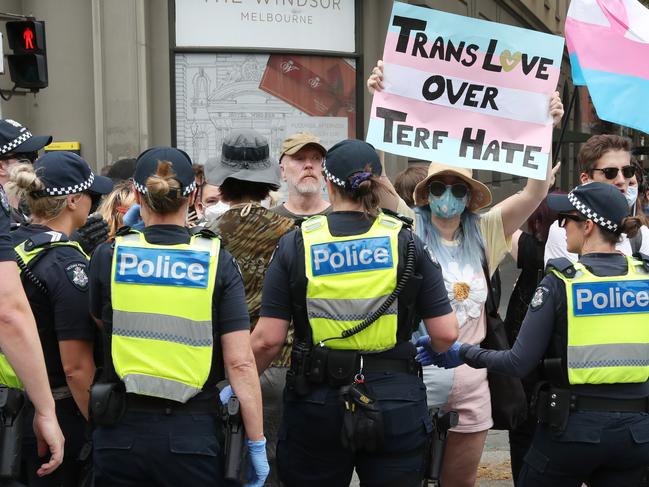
[428,187,469,218]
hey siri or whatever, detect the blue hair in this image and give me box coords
[414,205,485,271]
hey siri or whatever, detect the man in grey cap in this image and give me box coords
[271,132,331,220]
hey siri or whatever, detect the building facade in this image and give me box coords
[0,0,604,200]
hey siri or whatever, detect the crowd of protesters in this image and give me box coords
[0,59,648,487]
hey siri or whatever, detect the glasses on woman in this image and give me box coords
[429,181,469,199]
[558,213,588,228]
[590,165,636,180]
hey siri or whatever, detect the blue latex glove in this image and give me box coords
[431,342,465,369]
[245,438,269,487]
[123,204,144,230]
[415,335,435,366]
[219,385,233,406]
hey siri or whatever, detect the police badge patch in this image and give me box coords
[65,263,89,291]
[530,286,549,311]
[0,187,10,217]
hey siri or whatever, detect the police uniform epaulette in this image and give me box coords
[190,226,219,239]
[637,252,649,272]
[545,257,577,278]
[380,208,413,228]
[23,231,68,252]
[115,225,138,237]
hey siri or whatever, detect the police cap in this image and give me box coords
[133,147,196,196]
[323,139,382,192]
[547,182,629,234]
[31,151,113,198]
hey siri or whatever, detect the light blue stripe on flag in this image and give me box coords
[582,68,649,135]
[569,52,586,86]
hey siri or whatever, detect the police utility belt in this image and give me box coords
[534,383,649,432]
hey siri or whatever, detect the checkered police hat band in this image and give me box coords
[32,173,95,199]
[323,161,345,188]
[568,192,619,233]
[133,179,196,197]
[0,130,33,157]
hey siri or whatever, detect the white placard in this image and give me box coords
[284,116,348,150]
[175,0,355,53]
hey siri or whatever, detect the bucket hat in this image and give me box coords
[413,162,492,211]
[205,130,281,190]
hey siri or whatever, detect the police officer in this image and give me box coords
[5,152,113,486]
[88,147,269,487]
[250,139,458,487]
[0,183,64,481]
[421,182,649,486]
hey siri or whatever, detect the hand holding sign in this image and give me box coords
[366,2,564,181]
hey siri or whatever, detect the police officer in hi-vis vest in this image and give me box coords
[88,147,268,487]
[0,184,64,482]
[250,139,459,487]
[5,152,113,486]
[421,182,649,486]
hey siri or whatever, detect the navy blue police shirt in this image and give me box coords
[0,187,13,262]
[88,224,250,395]
[11,224,97,388]
[462,252,649,398]
[260,211,452,359]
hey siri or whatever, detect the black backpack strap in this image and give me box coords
[630,231,643,256]
[637,252,649,272]
[545,257,577,278]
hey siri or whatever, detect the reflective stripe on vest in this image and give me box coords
[302,213,401,351]
[111,232,219,403]
[551,256,649,385]
[0,237,88,391]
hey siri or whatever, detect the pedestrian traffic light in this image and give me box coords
[5,20,47,90]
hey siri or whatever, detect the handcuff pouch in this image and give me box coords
[89,382,126,426]
[326,350,358,387]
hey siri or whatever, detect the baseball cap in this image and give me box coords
[0,119,52,157]
[547,182,629,234]
[323,139,382,191]
[31,151,113,198]
[280,132,326,160]
[133,147,196,196]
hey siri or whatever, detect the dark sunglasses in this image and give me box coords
[85,192,103,213]
[429,181,469,199]
[558,213,588,228]
[590,165,636,180]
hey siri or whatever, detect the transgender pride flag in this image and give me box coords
[566,0,649,133]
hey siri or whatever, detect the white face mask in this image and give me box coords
[203,201,230,221]
[626,185,639,208]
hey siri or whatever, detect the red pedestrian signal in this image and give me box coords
[5,20,47,90]
[23,27,35,50]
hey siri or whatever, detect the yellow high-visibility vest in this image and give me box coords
[551,256,649,385]
[1,234,88,390]
[302,213,402,351]
[111,231,219,403]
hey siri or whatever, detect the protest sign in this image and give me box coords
[367,2,564,180]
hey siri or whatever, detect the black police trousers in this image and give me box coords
[21,397,87,487]
[519,410,649,486]
[93,410,224,487]
[277,371,430,487]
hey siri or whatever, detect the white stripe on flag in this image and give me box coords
[567,0,609,26]
[623,0,649,43]
[383,63,552,126]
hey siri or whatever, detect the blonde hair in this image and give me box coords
[140,161,186,214]
[97,181,136,240]
[6,163,68,219]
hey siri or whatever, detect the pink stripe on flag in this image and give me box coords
[382,32,560,93]
[565,16,649,79]
[371,91,552,152]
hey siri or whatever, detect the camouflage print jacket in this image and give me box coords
[208,203,296,367]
